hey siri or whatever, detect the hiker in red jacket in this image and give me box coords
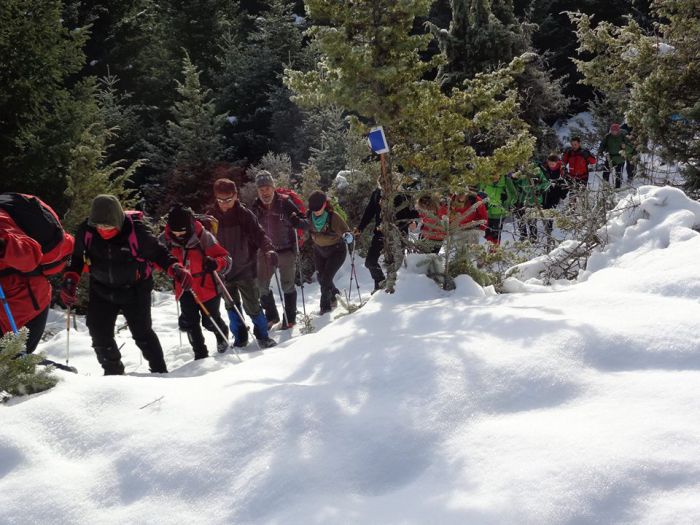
[562,136,596,191]
[441,191,488,245]
[0,194,74,353]
[163,204,232,359]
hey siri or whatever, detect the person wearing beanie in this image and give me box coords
[599,123,635,188]
[61,194,193,375]
[210,178,278,349]
[251,171,309,330]
[162,203,232,359]
[307,190,353,315]
[562,136,597,193]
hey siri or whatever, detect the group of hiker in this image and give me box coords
[0,173,359,375]
[0,122,636,375]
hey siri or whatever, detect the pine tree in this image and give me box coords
[286,0,533,290]
[571,0,700,187]
[0,331,58,401]
[0,0,90,212]
[155,54,227,210]
[431,0,568,155]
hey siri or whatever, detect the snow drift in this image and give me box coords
[2,185,700,524]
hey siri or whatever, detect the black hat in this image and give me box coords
[168,204,194,241]
[308,190,327,212]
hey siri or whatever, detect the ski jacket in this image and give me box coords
[479,176,517,219]
[541,161,564,182]
[562,147,596,180]
[66,215,176,303]
[162,221,231,302]
[358,188,420,235]
[251,193,309,253]
[308,210,350,249]
[441,196,488,231]
[599,133,634,166]
[512,169,550,207]
[211,201,273,281]
[0,207,74,332]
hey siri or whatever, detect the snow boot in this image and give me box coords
[187,330,208,360]
[252,312,277,348]
[228,309,248,348]
[94,343,125,376]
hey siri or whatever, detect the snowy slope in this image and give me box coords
[2,186,700,524]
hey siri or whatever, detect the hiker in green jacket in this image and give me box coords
[599,123,634,189]
[510,167,550,242]
[479,174,517,245]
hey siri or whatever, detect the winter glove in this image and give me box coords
[265,251,279,268]
[61,271,80,307]
[169,263,193,291]
[342,232,354,245]
[203,256,219,273]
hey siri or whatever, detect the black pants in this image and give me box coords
[603,162,624,189]
[313,243,347,312]
[1,307,48,354]
[86,285,167,374]
[365,232,385,286]
[515,207,537,241]
[485,217,504,244]
[179,292,228,358]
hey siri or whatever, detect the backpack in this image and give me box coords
[83,210,153,279]
[0,193,69,277]
[275,188,306,248]
[194,213,218,236]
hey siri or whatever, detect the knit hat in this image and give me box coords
[610,123,621,133]
[308,190,327,212]
[167,203,194,239]
[88,195,125,230]
[255,171,275,188]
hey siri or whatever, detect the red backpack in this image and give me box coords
[276,188,306,248]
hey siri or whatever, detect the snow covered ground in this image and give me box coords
[3,185,700,524]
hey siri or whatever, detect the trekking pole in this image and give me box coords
[212,270,256,353]
[348,240,364,306]
[294,235,307,317]
[190,289,241,362]
[0,283,19,334]
[272,267,288,328]
[65,306,72,366]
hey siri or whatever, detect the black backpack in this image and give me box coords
[0,193,64,254]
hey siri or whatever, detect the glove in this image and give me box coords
[61,271,80,307]
[169,263,193,291]
[342,232,354,245]
[203,256,219,273]
[265,251,279,268]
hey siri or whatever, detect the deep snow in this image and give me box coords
[2,185,700,524]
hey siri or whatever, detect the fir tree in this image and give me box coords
[571,0,700,187]
[0,331,58,401]
[155,53,227,210]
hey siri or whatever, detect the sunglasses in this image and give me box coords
[171,230,187,236]
[216,196,235,204]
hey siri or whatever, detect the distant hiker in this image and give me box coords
[479,175,517,245]
[355,181,419,292]
[599,123,634,188]
[61,195,191,375]
[540,154,567,236]
[415,194,445,254]
[308,191,353,315]
[444,190,488,246]
[0,193,74,353]
[562,136,596,191]
[511,168,549,242]
[251,171,309,330]
[210,178,277,349]
[163,204,231,359]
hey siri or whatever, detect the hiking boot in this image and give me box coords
[257,337,277,349]
[217,340,230,353]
